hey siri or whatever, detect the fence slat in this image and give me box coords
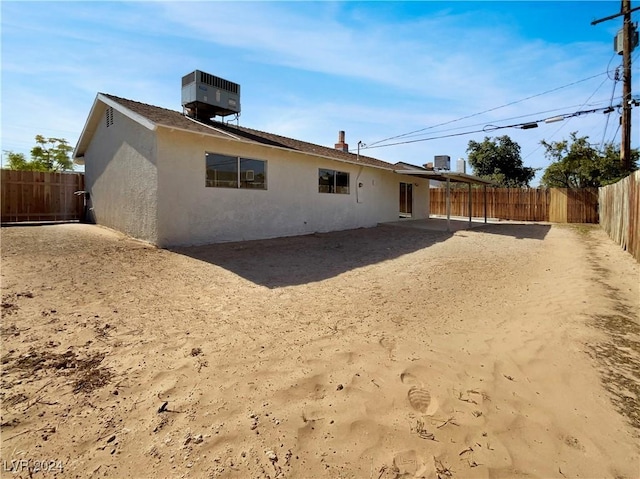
[1,170,84,223]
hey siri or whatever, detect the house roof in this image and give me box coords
[74,93,396,171]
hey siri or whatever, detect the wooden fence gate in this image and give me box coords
[548,188,599,223]
[1,170,85,223]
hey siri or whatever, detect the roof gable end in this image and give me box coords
[74,93,158,162]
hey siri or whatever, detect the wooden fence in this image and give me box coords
[429,187,599,223]
[1,170,85,223]
[599,170,640,262]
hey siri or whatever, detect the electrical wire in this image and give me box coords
[522,74,613,161]
[599,67,620,151]
[350,98,617,155]
[608,121,622,146]
[378,98,617,143]
[606,52,621,80]
[363,70,611,149]
[361,104,620,150]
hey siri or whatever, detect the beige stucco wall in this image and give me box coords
[84,107,159,244]
[155,128,430,247]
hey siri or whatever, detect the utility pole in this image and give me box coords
[621,0,633,171]
[592,0,639,171]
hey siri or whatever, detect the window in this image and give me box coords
[206,153,266,189]
[240,158,266,189]
[319,168,349,194]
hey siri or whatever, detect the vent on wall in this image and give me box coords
[182,70,241,122]
[105,107,114,127]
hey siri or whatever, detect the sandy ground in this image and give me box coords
[0,222,638,479]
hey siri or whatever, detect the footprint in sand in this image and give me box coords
[400,371,439,416]
[392,450,418,476]
[400,372,420,386]
[407,386,435,414]
[378,336,396,358]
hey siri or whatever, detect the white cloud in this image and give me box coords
[1,1,636,184]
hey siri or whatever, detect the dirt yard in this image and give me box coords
[1,222,638,479]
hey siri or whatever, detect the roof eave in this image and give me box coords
[73,95,102,163]
[392,169,495,185]
[155,122,395,172]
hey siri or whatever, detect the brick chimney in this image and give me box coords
[335,130,349,152]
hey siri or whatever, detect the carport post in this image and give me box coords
[484,185,487,224]
[446,177,451,232]
[468,182,472,228]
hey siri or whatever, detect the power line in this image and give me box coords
[608,121,622,146]
[362,104,620,150]
[523,49,638,162]
[363,71,611,148]
[380,98,616,143]
[542,74,611,142]
[352,98,617,155]
[606,52,622,80]
[599,68,621,150]
[521,74,612,161]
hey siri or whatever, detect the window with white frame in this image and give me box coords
[206,153,267,189]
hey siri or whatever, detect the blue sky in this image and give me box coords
[1,1,638,184]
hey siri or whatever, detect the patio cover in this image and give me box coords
[393,168,495,231]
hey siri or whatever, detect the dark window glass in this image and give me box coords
[206,153,238,188]
[319,168,349,194]
[240,158,266,189]
[319,169,335,193]
[400,182,412,215]
[335,171,349,194]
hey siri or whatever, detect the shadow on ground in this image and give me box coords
[174,225,451,288]
[173,223,552,288]
[388,218,552,241]
[463,223,552,241]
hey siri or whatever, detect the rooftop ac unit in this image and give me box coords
[182,70,241,121]
[434,155,451,171]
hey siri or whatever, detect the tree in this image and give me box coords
[466,135,537,187]
[30,135,74,171]
[540,132,638,188]
[5,151,30,170]
[3,135,74,172]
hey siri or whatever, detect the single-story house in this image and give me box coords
[74,72,493,248]
[74,91,446,247]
